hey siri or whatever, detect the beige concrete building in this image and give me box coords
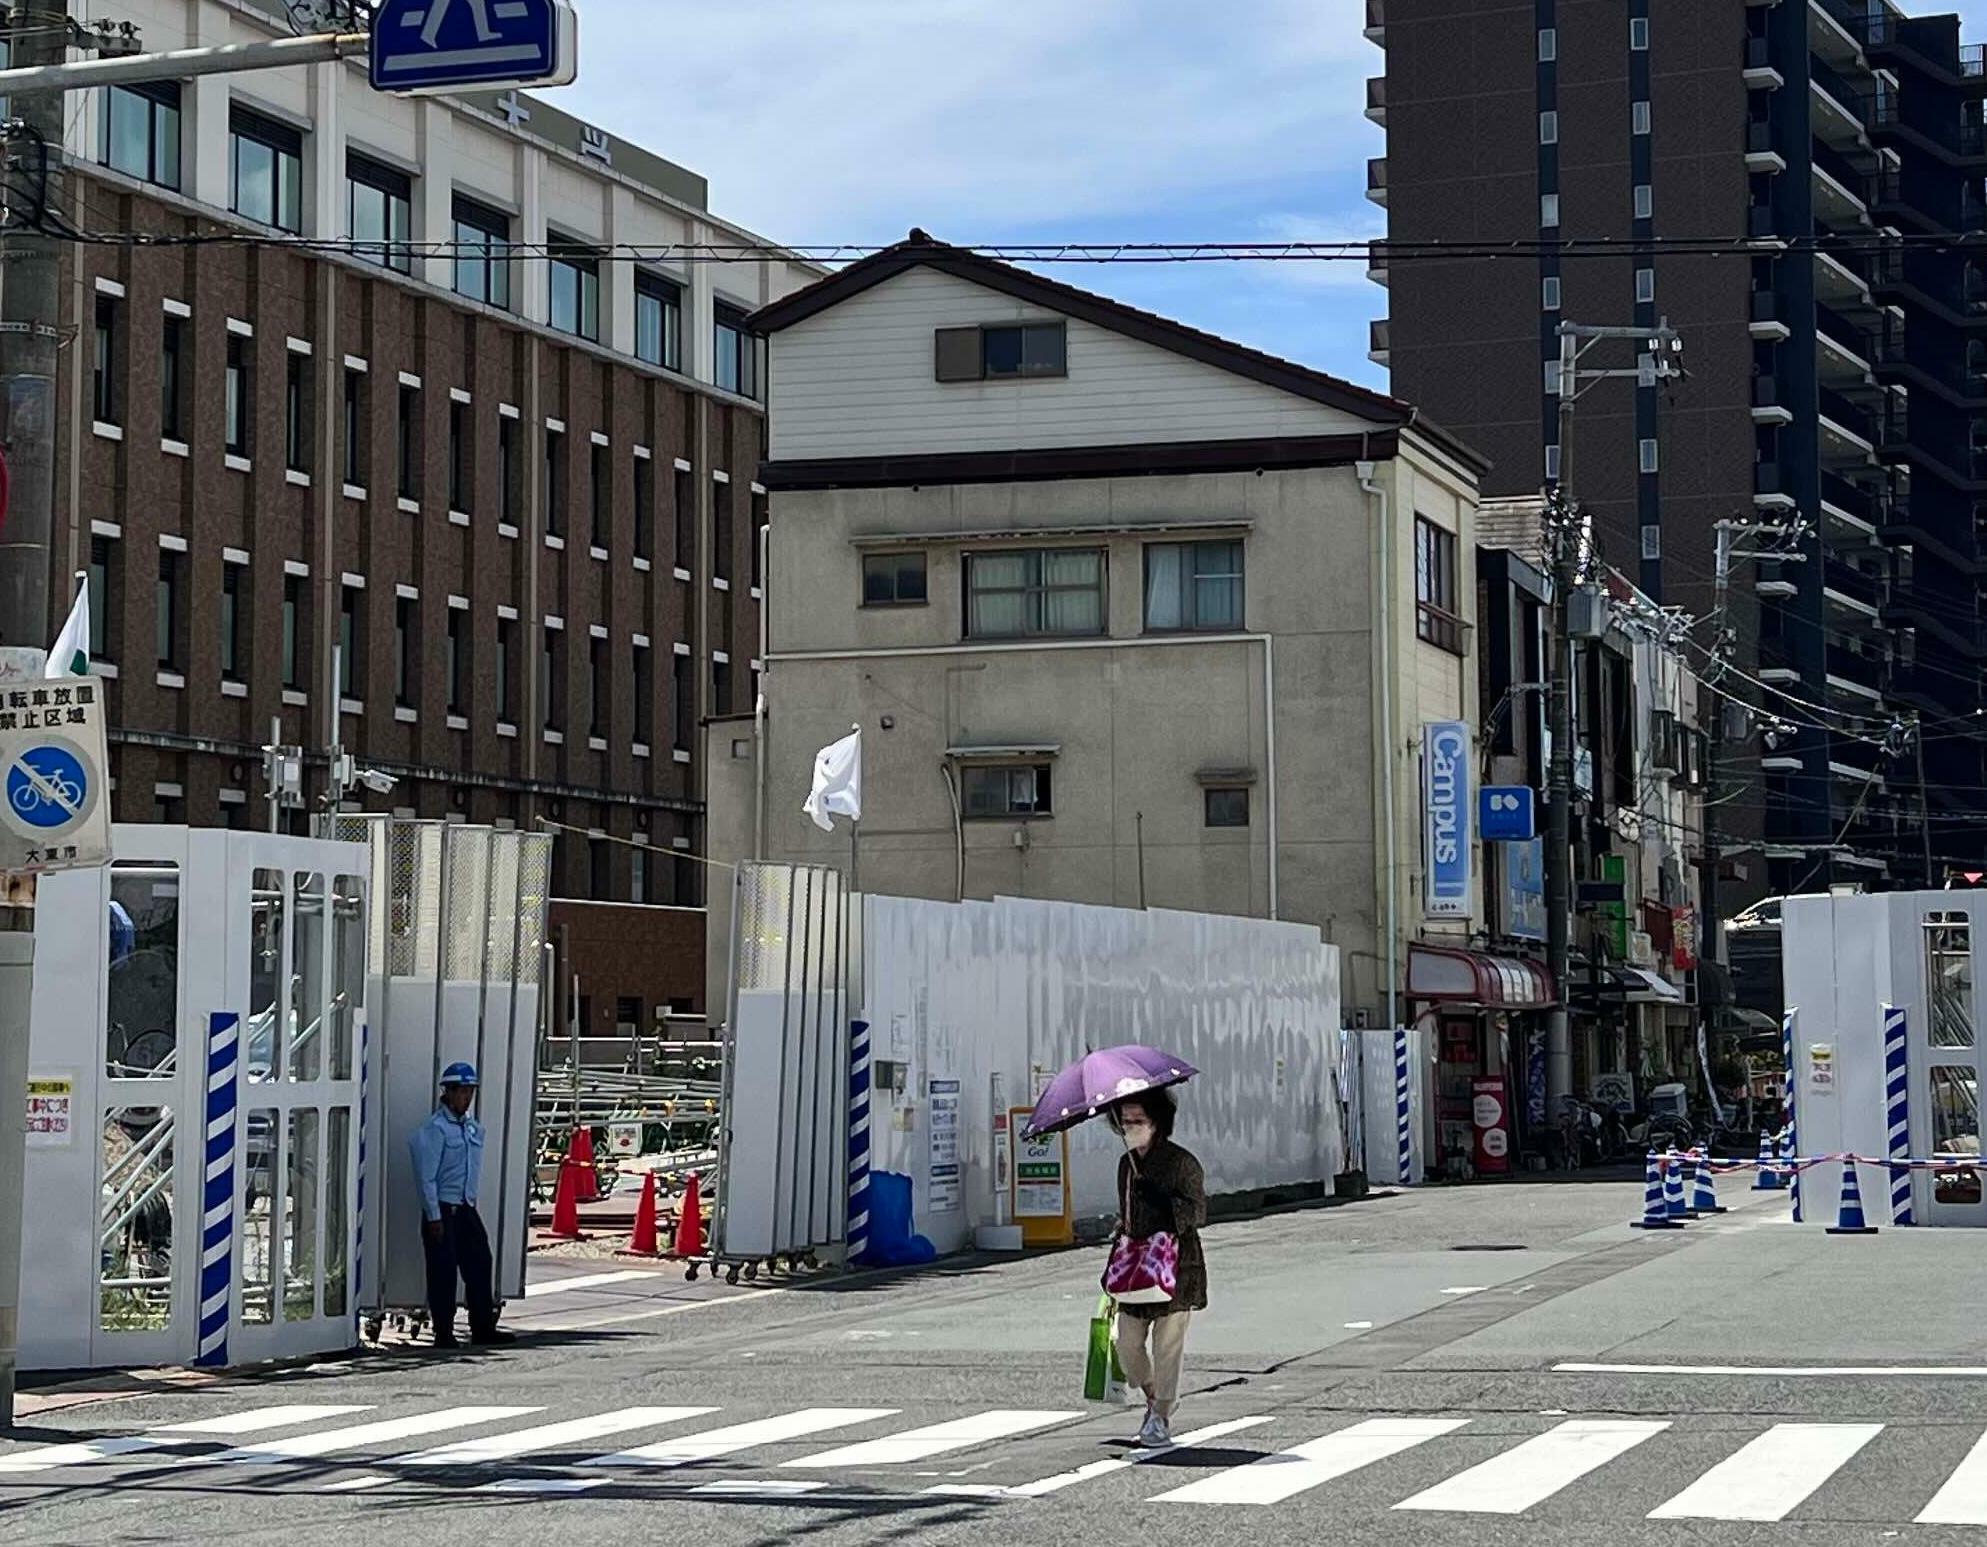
[709,235,1492,1025]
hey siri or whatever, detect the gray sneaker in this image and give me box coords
[1137,1412,1172,1449]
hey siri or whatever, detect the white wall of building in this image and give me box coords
[766,266,1376,460]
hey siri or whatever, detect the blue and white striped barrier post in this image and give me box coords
[196,1011,242,1368]
[848,1020,871,1265]
[1783,1007,1802,1224]
[1394,1028,1414,1186]
[1883,1004,1914,1226]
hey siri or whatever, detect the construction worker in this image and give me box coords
[408,1062,513,1348]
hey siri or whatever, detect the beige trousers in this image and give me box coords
[1115,1310,1192,1417]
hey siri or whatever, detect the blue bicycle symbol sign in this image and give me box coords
[6,745,89,830]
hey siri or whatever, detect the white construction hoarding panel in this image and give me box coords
[858,894,1342,1256]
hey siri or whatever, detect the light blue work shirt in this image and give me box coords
[409,1107,484,1222]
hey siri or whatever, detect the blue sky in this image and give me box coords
[558,0,1987,396]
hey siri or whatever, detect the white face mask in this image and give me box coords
[1121,1121,1154,1152]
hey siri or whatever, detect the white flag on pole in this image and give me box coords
[44,571,90,679]
[802,727,862,833]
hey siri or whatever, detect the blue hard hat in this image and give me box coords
[440,1061,479,1088]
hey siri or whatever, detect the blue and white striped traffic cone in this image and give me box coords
[1630,1151,1681,1230]
[1775,1125,1796,1193]
[1826,1158,1879,1236]
[1663,1150,1691,1218]
[1752,1129,1781,1191]
[1689,1148,1727,1215]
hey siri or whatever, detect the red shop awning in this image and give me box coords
[1407,943,1557,1009]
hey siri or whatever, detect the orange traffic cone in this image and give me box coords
[568,1127,600,1203]
[673,1171,705,1259]
[546,1160,586,1240]
[625,1171,661,1257]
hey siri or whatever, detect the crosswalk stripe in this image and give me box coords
[1918,1429,1987,1524]
[0,1405,373,1473]
[784,1410,1081,1469]
[0,1436,179,1475]
[1647,1422,1883,1521]
[925,1416,1275,1499]
[477,1477,608,1495]
[320,1475,393,1492]
[523,1270,660,1298]
[153,1406,374,1436]
[587,1408,896,1469]
[691,1480,830,1498]
[1394,1419,1670,1514]
[397,1407,714,1466]
[1151,1418,1470,1506]
[213,1407,543,1465]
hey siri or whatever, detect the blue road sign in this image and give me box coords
[6,743,88,831]
[1479,784,1537,842]
[370,0,576,94]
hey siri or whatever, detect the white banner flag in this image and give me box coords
[802,727,862,833]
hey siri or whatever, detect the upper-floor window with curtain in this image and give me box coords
[1144,540,1243,632]
[347,152,412,273]
[230,107,303,233]
[100,81,180,190]
[965,548,1104,639]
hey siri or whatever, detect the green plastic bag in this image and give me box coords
[1084,1292,1127,1403]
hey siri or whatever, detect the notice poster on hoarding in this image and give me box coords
[25,1074,72,1147]
[929,1078,961,1212]
[1010,1107,1071,1245]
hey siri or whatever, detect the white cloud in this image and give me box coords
[560,0,1382,240]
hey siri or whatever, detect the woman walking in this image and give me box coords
[1108,1088,1206,1447]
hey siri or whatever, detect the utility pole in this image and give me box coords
[0,0,78,1431]
[1702,513,1807,975]
[1544,318,1683,1109]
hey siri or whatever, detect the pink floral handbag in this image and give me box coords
[1104,1229,1179,1305]
[1104,1162,1178,1305]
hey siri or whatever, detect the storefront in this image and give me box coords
[1405,944,1557,1178]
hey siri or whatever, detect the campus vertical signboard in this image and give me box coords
[1422,720,1472,918]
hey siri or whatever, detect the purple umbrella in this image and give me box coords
[1022,1046,1199,1139]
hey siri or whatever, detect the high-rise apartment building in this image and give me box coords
[1369,0,1987,897]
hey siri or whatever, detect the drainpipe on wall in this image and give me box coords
[942,760,965,902]
[1358,457,1399,1032]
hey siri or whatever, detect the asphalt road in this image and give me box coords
[7,1173,1987,1545]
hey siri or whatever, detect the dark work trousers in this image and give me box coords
[425,1202,498,1339]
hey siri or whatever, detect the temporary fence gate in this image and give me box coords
[1359,1025,1428,1186]
[329,816,552,1319]
[1783,889,1987,1227]
[22,827,370,1370]
[716,862,851,1269]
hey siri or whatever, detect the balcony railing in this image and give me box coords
[1821,471,1877,521]
[1810,53,1873,122]
[1816,302,1877,362]
[1366,76,1386,123]
[1812,137,1874,204]
[1819,384,1877,443]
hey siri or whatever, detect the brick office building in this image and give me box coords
[42,0,813,1007]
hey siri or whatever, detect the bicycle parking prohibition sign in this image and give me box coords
[0,714,110,873]
[7,743,87,829]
